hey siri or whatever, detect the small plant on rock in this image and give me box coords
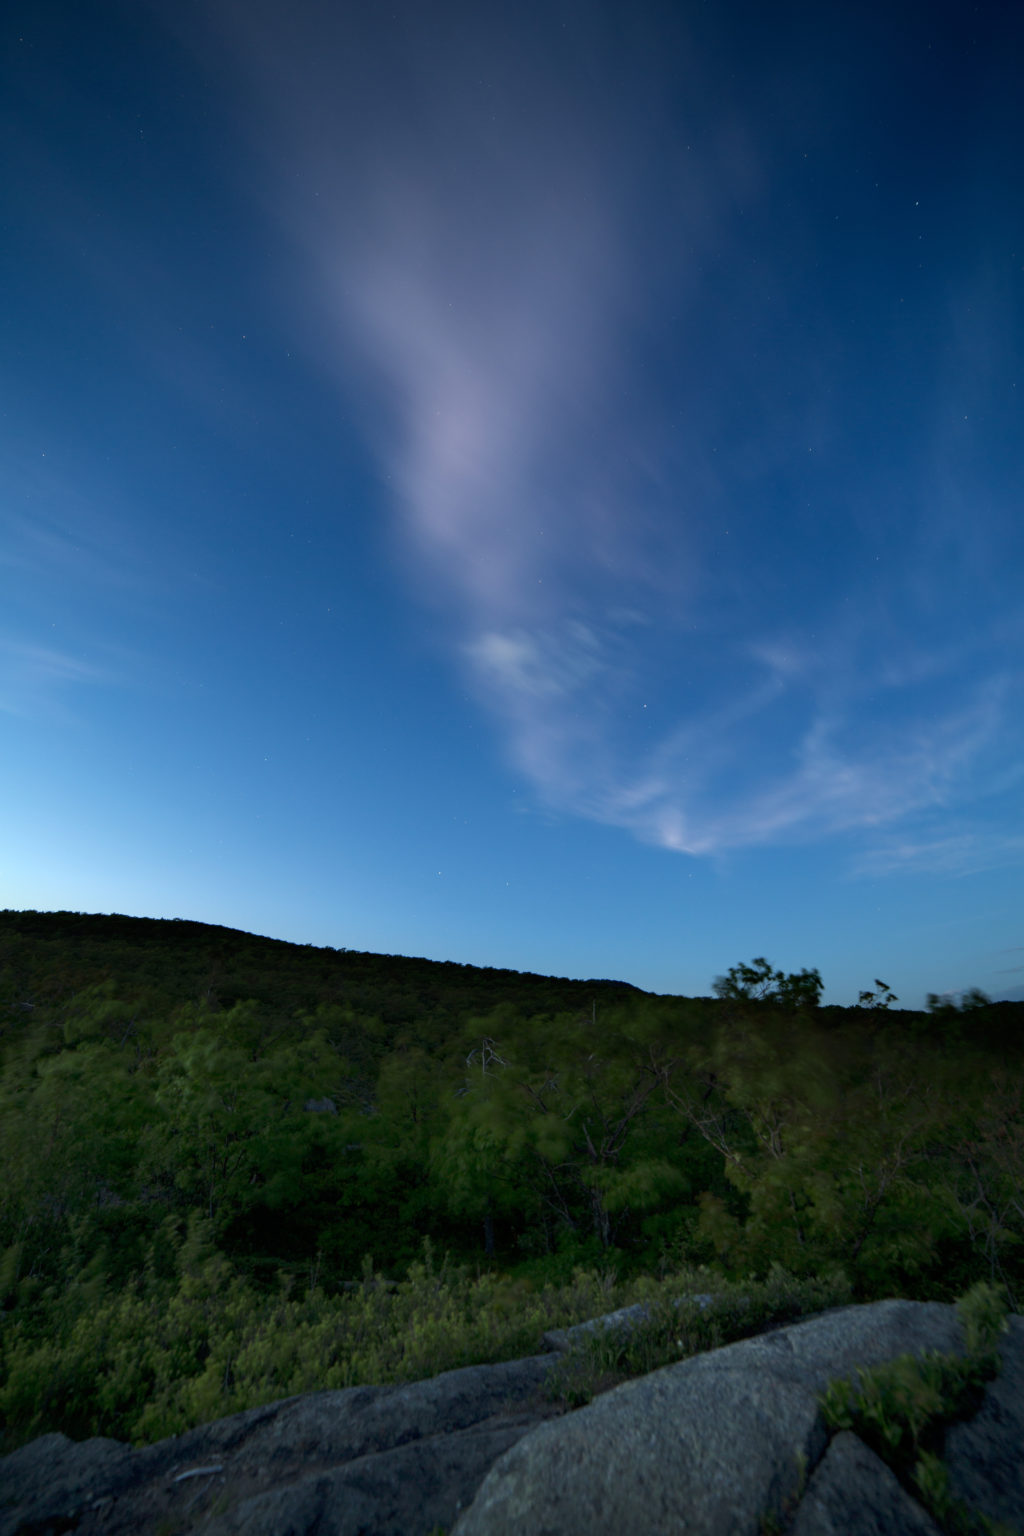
[547,1265,851,1410]
[819,1282,1012,1536]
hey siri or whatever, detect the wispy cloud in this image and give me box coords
[852,831,1024,880]
[197,0,1023,864]
[0,637,112,718]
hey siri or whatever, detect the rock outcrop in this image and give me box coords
[2,1301,1020,1536]
[456,1300,1024,1536]
[0,1352,561,1536]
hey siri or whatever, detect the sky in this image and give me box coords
[2,0,1022,1005]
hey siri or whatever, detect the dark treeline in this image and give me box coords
[1,910,1022,1448]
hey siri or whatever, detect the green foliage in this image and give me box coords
[927,989,992,1015]
[712,957,823,1011]
[857,980,898,1009]
[2,913,1023,1457]
[548,1264,852,1409]
[667,1008,1017,1299]
[820,1283,1011,1536]
[0,1232,647,1450]
[429,1001,691,1253]
[957,1279,1011,1360]
[822,1352,965,1463]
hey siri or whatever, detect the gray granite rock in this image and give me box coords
[452,1301,971,1536]
[945,1313,1024,1532]
[4,1298,1020,1536]
[0,1353,561,1536]
[199,1416,539,1536]
[460,1349,826,1535]
[0,1431,135,1530]
[541,1292,718,1352]
[790,1431,943,1536]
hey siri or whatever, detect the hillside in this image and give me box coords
[0,907,642,1042]
[1,909,1022,1454]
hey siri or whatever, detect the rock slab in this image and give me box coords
[3,1300,1021,1536]
[454,1300,1022,1536]
[0,1354,562,1536]
[790,1431,943,1536]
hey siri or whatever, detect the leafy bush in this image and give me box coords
[547,1263,852,1408]
[819,1282,1012,1536]
[0,1227,634,1449]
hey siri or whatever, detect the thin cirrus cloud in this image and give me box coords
[0,638,111,718]
[853,834,1024,881]
[204,0,1019,865]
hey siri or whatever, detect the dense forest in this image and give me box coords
[1,909,1021,1452]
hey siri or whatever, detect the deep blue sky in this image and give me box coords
[3,0,1022,1004]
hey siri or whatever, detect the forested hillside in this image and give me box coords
[2,910,1022,1451]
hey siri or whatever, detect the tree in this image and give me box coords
[433,1006,684,1253]
[858,980,898,1010]
[926,988,991,1013]
[663,1008,960,1289]
[712,957,823,1011]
